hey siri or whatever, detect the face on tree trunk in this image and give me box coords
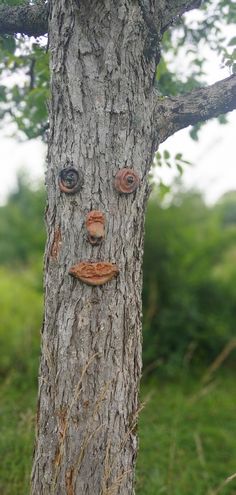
[60,166,141,282]
[31,2,159,494]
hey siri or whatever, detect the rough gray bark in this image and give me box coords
[31,1,160,494]
[0,2,47,37]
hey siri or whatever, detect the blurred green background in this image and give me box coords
[0,176,236,494]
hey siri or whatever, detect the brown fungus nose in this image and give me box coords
[114,168,140,194]
[59,167,83,194]
[85,211,105,245]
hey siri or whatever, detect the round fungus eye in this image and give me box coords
[59,167,83,194]
[114,168,140,194]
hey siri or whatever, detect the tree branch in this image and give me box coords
[157,0,202,34]
[154,74,236,144]
[0,2,48,37]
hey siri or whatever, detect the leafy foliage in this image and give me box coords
[154,149,191,178]
[0,265,43,377]
[158,0,236,95]
[0,176,45,379]
[156,0,236,138]
[143,187,236,373]
[0,173,46,264]
[0,33,49,139]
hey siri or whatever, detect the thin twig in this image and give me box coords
[209,472,236,495]
[202,339,236,384]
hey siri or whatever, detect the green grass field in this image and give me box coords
[1,367,236,495]
[137,373,236,495]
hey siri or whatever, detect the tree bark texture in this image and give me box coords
[31,1,160,494]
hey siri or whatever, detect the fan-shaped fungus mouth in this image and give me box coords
[69,261,119,286]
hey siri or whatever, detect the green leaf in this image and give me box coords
[158,182,171,200]
[179,159,191,165]
[1,36,16,53]
[175,153,183,160]
[163,150,170,159]
[228,37,236,46]
[176,164,183,175]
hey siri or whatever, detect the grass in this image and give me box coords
[1,367,236,494]
[0,370,37,495]
[136,373,236,495]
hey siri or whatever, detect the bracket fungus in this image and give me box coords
[59,167,83,194]
[69,261,119,286]
[86,211,105,245]
[114,168,140,194]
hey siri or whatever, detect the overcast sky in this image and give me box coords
[158,111,236,204]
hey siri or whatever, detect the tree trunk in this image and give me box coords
[31,1,159,494]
